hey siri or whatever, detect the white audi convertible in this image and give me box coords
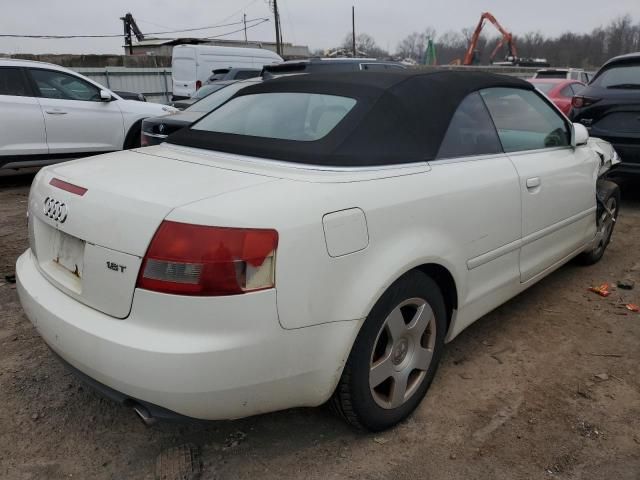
[17,71,620,431]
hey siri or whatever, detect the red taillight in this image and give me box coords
[137,221,278,296]
[195,80,202,91]
[49,178,87,196]
[571,96,599,109]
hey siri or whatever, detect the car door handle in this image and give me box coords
[526,177,541,189]
[45,109,67,115]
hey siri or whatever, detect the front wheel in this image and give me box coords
[123,122,142,150]
[577,180,620,265]
[331,271,447,431]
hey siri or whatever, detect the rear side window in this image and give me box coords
[192,92,356,141]
[436,92,502,159]
[30,69,101,101]
[0,68,29,96]
[592,64,640,88]
[192,84,225,99]
[481,88,570,152]
[187,81,253,113]
[233,70,260,80]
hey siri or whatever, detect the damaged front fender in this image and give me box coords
[587,137,622,178]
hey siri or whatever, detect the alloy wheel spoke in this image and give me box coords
[385,307,407,342]
[389,370,410,408]
[407,303,432,341]
[411,345,433,371]
[370,354,394,388]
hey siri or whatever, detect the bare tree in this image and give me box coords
[433,14,640,67]
[328,15,639,68]
[396,27,437,62]
[339,32,388,58]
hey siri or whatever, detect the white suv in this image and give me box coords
[534,68,592,84]
[0,59,176,170]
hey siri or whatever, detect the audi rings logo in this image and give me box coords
[43,197,69,223]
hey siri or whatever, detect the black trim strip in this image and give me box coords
[1,152,113,169]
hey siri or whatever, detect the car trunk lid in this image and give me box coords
[28,149,275,318]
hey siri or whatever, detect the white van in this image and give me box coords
[171,45,282,100]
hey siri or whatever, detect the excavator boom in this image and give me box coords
[462,12,517,65]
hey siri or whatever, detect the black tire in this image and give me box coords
[576,180,620,266]
[123,121,142,150]
[331,270,447,431]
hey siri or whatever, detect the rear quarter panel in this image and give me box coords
[168,154,522,339]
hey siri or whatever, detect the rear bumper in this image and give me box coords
[50,348,190,421]
[16,249,359,420]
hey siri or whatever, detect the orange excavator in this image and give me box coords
[455,12,517,65]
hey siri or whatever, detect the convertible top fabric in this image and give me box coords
[167,70,534,167]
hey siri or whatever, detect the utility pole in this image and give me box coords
[121,15,133,55]
[272,0,282,56]
[120,13,144,55]
[243,13,247,42]
[351,6,356,58]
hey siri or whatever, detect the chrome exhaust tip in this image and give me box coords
[132,403,157,426]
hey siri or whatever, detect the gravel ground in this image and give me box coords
[1,172,639,480]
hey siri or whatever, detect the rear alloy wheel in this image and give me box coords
[369,297,436,409]
[331,271,446,431]
[577,180,620,265]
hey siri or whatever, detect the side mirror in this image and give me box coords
[573,123,589,147]
[99,89,112,102]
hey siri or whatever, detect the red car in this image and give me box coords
[528,78,585,115]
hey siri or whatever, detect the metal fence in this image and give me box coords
[74,67,172,104]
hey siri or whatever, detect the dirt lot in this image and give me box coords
[1,172,639,480]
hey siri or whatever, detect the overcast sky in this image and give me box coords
[0,0,638,55]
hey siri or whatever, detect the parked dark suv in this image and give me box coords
[571,52,640,177]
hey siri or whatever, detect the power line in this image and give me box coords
[0,17,269,39]
[135,18,174,30]
[203,19,270,40]
[216,0,262,26]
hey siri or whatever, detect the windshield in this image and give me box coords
[192,84,225,100]
[185,81,257,113]
[191,92,357,141]
[592,64,640,88]
[529,82,556,94]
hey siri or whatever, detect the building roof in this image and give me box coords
[127,38,311,58]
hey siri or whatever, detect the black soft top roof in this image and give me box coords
[168,70,534,167]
